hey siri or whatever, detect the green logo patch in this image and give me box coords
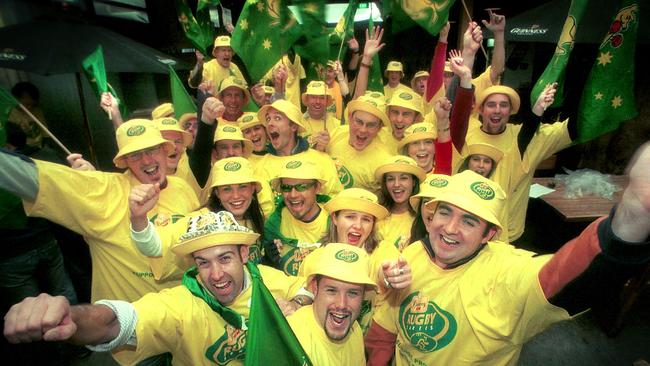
[413,126,427,133]
[161,118,176,125]
[470,181,495,200]
[126,125,145,136]
[233,78,244,85]
[398,292,457,353]
[429,178,449,188]
[285,160,302,169]
[334,158,354,188]
[399,92,413,100]
[335,249,359,263]
[242,115,254,123]
[370,93,382,99]
[223,126,237,133]
[223,162,241,171]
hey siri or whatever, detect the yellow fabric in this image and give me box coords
[373,240,570,366]
[114,266,303,365]
[383,83,413,101]
[327,125,391,192]
[174,152,201,198]
[200,60,245,94]
[277,205,329,275]
[376,211,415,251]
[254,148,343,197]
[8,107,48,148]
[23,160,199,302]
[377,128,400,155]
[288,305,366,366]
[326,80,343,119]
[262,55,306,108]
[300,113,341,143]
[247,152,266,169]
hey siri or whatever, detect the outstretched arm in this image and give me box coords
[353,27,385,100]
[482,11,506,84]
[425,22,450,103]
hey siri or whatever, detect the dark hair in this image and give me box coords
[409,201,429,244]
[5,122,27,149]
[458,155,497,178]
[379,173,420,215]
[206,188,265,237]
[11,82,39,101]
[319,211,380,254]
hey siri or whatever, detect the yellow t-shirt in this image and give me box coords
[288,305,366,366]
[247,152,266,169]
[376,211,416,251]
[114,265,303,365]
[174,152,201,198]
[377,128,401,155]
[23,160,199,302]
[326,80,343,120]
[372,240,569,366]
[201,59,245,93]
[384,83,413,101]
[277,205,329,276]
[262,55,306,108]
[300,113,341,145]
[327,125,391,192]
[254,148,343,197]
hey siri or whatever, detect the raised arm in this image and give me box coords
[426,21,450,102]
[448,51,474,152]
[188,50,206,89]
[482,11,506,84]
[99,92,124,129]
[189,96,223,186]
[353,27,385,100]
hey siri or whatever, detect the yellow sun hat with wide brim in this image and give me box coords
[218,76,251,105]
[409,174,452,211]
[213,35,231,48]
[324,188,389,220]
[178,113,197,128]
[113,119,174,169]
[398,122,438,151]
[475,85,521,114]
[238,111,266,131]
[172,211,259,256]
[257,99,306,133]
[212,124,253,157]
[386,89,423,115]
[424,170,506,232]
[270,158,327,193]
[347,92,390,128]
[304,243,377,291]
[384,60,404,76]
[151,103,174,119]
[153,117,193,147]
[209,156,262,192]
[374,155,427,182]
[467,142,504,163]
[301,80,334,107]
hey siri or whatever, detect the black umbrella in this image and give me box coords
[0,20,188,74]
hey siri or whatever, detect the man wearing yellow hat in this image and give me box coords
[379,88,424,154]
[288,243,377,365]
[0,120,199,303]
[301,80,340,151]
[4,211,308,365]
[238,111,269,167]
[384,61,414,100]
[188,35,245,92]
[152,117,200,195]
[366,154,650,365]
[410,71,429,97]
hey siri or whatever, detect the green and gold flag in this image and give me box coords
[169,66,197,119]
[0,86,19,146]
[387,0,456,36]
[176,0,214,57]
[293,0,329,67]
[329,0,359,60]
[576,0,638,143]
[197,0,220,12]
[530,0,588,108]
[367,15,383,93]
[231,0,300,82]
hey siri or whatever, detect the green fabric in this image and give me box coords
[231,0,301,82]
[530,0,588,108]
[328,0,359,61]
[82,45,128,118]
[244,262,313,366]
[386,0,456,36]
[197,0,220,12]
[367,15,383,93]
[169,65,197,119]
[0,188,27,229]
[576,0,638,143]
[0,86,19,146]
[175,0,214,57]
[292,0,329,67]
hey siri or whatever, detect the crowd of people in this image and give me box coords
[1,10,649,366]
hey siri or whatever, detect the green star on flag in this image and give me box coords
[576,0,638,143]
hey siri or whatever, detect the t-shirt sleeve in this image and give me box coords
[522,119,572,172]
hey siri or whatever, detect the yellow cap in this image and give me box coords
[218,76,250,105]
[178,113,197,128]
[398,122,438,151]
[151,103,174,119]
[347,92,390,128]
[475,85,521,114]
[238,111,265,131]
[301,80,333,107]
[153,117,192,147]
[384,60,404,76]
[374,155,427,182]
[386,89,423,114]
[270,158,327,193]
[258,99,306,133]
[425,170,506,232]
[305,243,377,290]
[213,35,231,48]
[172,211,259,256]
[444,61,452,73]
[212,124,253,157]
[409,174,451,211]
[209,157,261,191]
[467,142,504,163]
[113,119,174,169]
[324,188,389,220]
[410,71,429,89]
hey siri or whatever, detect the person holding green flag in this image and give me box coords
[188,35,245,93]
[3,210,312,366]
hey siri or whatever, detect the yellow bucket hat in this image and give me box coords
[374,155,427,182]
[305,243,377,290]
[213,35,231,48]
[178,113,197,129]
[475,85,521,114]
[238,111,266,131]
[424,170,506,232]
[467,142,504,163]
[172,211,259,257]
[347,92,390,128]
[209,156,262,192]
[212,124,253,157]
[384,60,404,76]
[113,119,174,169]
[218,76,250,104]
[398,122,438,151]
[324,188,389,220]
[386,89,423,114]
[153,117,193,147]
[301,80,333,107]
[262,86,275,94]
[409,174,451,211]
[151,103,174,119]
[257,99,306,133]
[410,71,429,89]
[270,158,327,193]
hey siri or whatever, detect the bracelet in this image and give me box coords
[352,49,360,54]
[291,296,306,306]
[360,61,372,68]
[438,126,450,132]
[383,276,393,289]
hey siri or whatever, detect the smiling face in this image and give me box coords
[213,46,233,68]
[265,108,298,156]
[425,202,495,269]
[388,106,418,140]
[407,139,435,172]
[479,93,511,135]
[214,139,244,161]
[305,94,328,120]
[348,110,382,151]
[467,154,494,177]
[214,183,255,220]
[242,125,267,152]
[125,144,168,186]
[385,172,415,206]
[311,276,365,341]
[220,87,245,120]
[193,244,249,305]
[160,130,185,173]
[332,210,375,248]
[281,178,320,222]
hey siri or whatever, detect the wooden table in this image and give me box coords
[531,175,628,222]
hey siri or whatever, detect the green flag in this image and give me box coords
[530,0,588,108]
[329,0,360,60]
[576,0,638,143]
[197,0,220,12]
[387,0,456,35]
[176,0,214,57]
[292,0,329,67]
[231,0,300,82]
[169,66,197,119]
[0,86,19,147]
[367,15,383,93]
[244,262,312,366]
[82,45,128,118]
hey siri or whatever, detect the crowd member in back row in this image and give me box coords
[383,61,414,100]
[300,80,340,152]
[188,35,245,92]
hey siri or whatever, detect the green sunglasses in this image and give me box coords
[279,181,317,193]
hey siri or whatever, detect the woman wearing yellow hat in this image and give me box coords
[458,142,504,179]
[374,156,427,251]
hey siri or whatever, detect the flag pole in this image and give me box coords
[337,34,347,61]
[17,104,72,155]
[460,0,489,61]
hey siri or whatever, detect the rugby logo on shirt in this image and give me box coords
[429,178,449,188]
[205,324,246,365]
[281,247,312,276]
[333,158,354,188]
[335,249,359,263]
[470,181,495,200]
[126,125,145,136]
[222,126,237,133]
[399,291,457,352]
[224,161,242,171]
[285,160,302,169]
